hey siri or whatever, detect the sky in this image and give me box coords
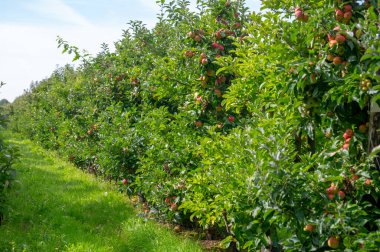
[0,0,261,102]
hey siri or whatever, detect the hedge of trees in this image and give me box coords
[0,96,19,225]
[7,0,380,250]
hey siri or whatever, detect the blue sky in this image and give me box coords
[0,0,261,102]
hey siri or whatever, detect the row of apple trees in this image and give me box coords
[7,0,380,250]
[0,93,19,225]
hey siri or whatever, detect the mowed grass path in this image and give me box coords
[0,134,203,252]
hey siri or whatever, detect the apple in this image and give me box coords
[342,143,350,150]
[343,11,352,24]
[214,89,222,97]
[218,45,225,51]
[295,10,304,20]
[345,129,354,138]
[201,58,208,65]
[187,31,195,38]
[195,121,203,127]
[194,35,202,42]
[170,203,178,211]
[329,40,338,47]
[212,42,220,48]
[303,224,315,232]
[333,56,343,65]
[184,51,195,58]
[228,115,235,122]
[122,178,128,185]
[326,54,335,62]
[365,178,372,186]
[335,9,344,21]
[328,193,335,200]
[343,4,352,12]
[338,190,345,199]
[200,52,207,58]
[335,34,346,44]
[352,174,359,181]
[165,197,171,204]
[328,236,340,249]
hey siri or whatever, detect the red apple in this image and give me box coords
[342,143,350,150]
[201,58,208,65]
[333,56,343,65]
[338,190,345,199]
[328,236,340,249]
[329,40,338,47]
[195,121,203,127]
[194,35,202,42]
[214,89,222,97]
[335,9,344,21]
[335,34,346,44]
[345,129,354,138]
[228,115,235,122]
[303,224,315,232]
[295,10,304,20]
[359,124,367,133]
[343,4,352,12]
[365,178,372,186]
[122,178,128,185]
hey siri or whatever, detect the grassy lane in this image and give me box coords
[0,134,203,252]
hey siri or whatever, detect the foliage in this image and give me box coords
[7,0,380,250]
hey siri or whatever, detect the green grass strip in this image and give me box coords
[0,133,203,252]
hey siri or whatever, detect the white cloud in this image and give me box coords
[25,0,92,27]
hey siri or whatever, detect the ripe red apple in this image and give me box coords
[228,115,235,122]
[352,174,360,181]
[212,42,220,48]
[338,190,345,199]
[201,58,208,65]
[335,34,346,44]
[214,89,222,97]
[329,40,338,47]
[345,129,354,138]
[200,52,207,58]
[335,9,344,21]
[165,197,171,204]
[343,11,352,22]
[303,224,315,232]
[333,56,343,65]
[365,178,372,186]
[342,143,350,150]
[328,193,335,200]
[170,203,178,211]
[218,45,225,51]
[343,4,352,12]
[195,121,203,127]
[328,236,340,249]
[194,35,202,42]
[184,50,195,58]
[295,10,304,20]
[122,178,128,185]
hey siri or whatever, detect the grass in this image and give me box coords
[0,133,204,252]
